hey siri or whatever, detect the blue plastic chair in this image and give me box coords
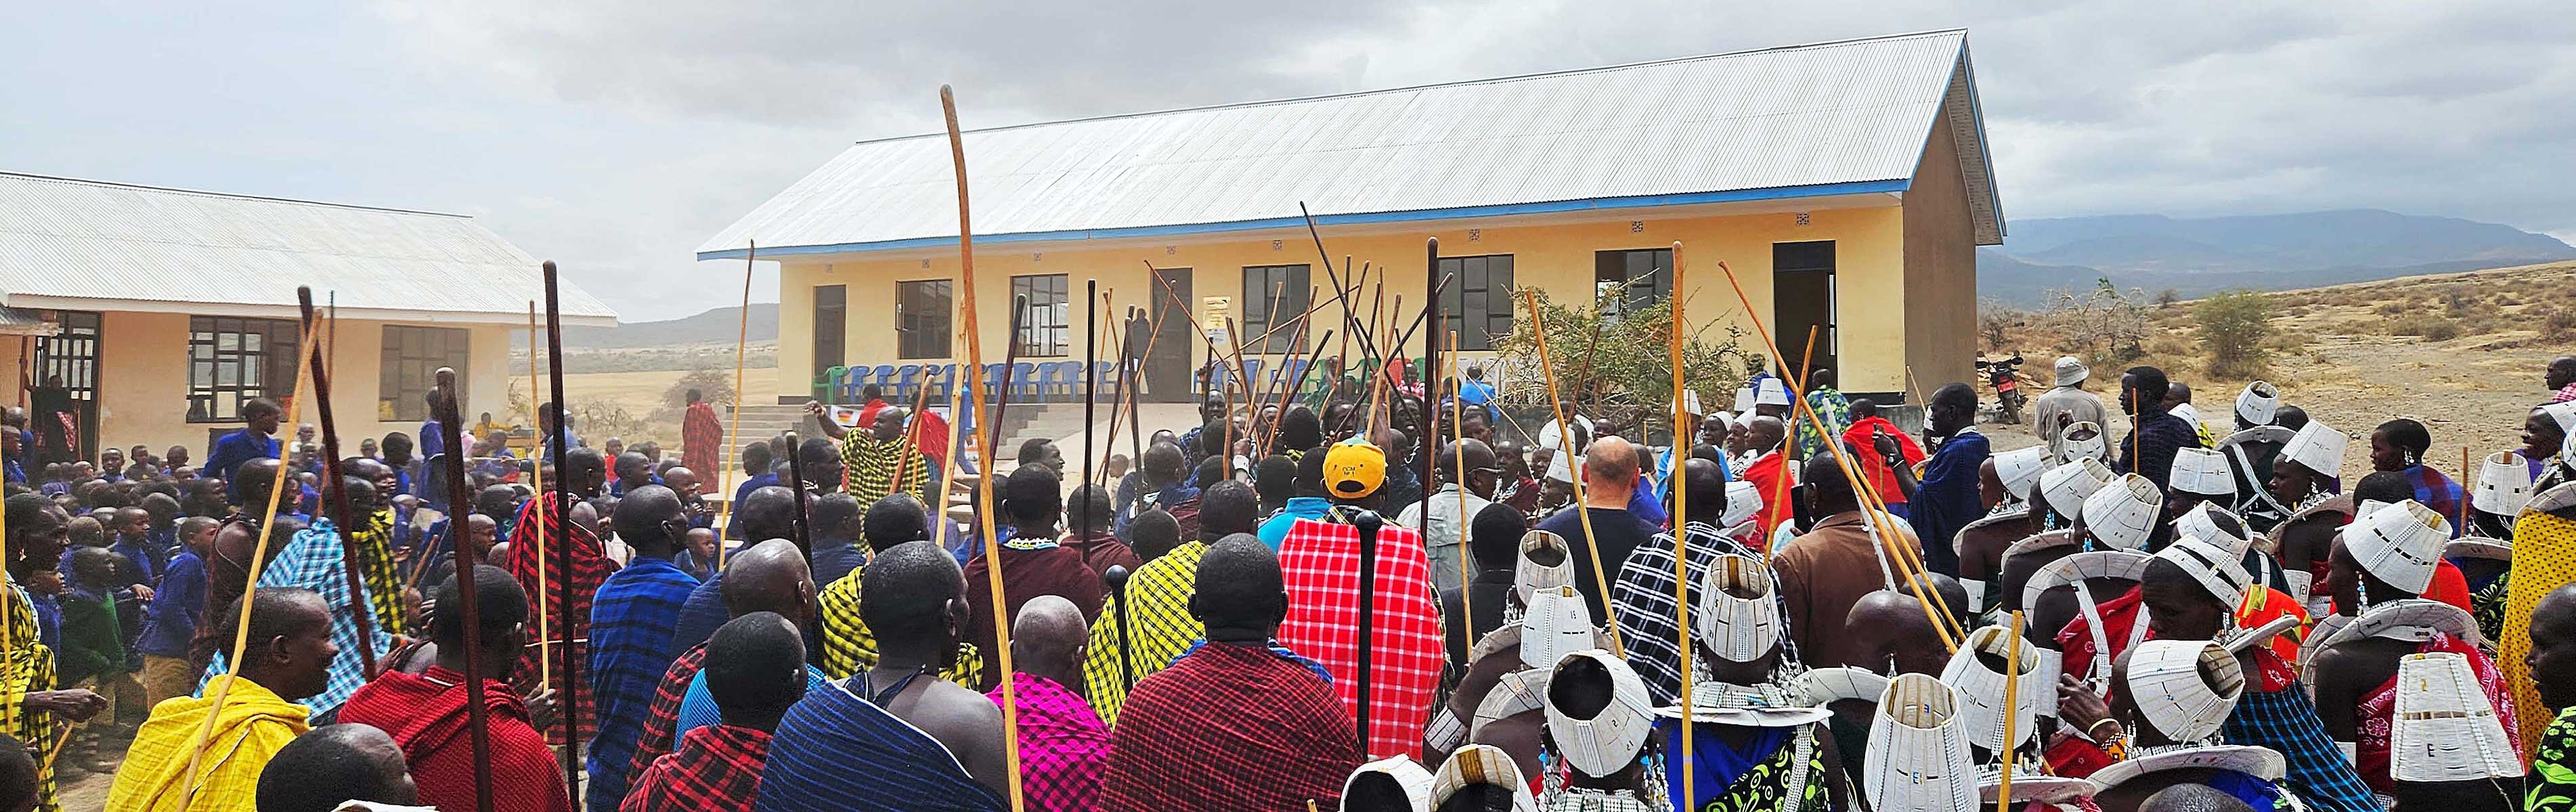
[1007,362,1037,403]
[839,365,869,402]
[889,364,919,403]
[873,365,896,397]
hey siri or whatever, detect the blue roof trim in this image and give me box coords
[695,179,1909,261]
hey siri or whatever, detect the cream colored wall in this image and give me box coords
[774,204,1926,401]
[91,312,513,459]
[1902,104,1983,394]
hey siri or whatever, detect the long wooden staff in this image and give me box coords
[989,294,1030,455]
[942,85,1028,812]
[1420,238,1441,574]
[1667,243,1695,808]
[525,302,554,683]
[435,367,498,812]
[1143,261,1257,410]
[1083,280,1098,533]
[1297,203,1382,362]
[1094,308,1135,484]
[1264,324,1334,447]
[1448,332,1472,648]
[1996,611,2025,812]
[299,288,376,676]
[890,356,941,499]
[783,430,812,561]
[180,288,323,807]
[1781,312,1960,640]
[1521,288,1623,654]
[1713,260,1959,651]
[1254,288,1323,447]
[720,241,755,564]
[540,260,584,798]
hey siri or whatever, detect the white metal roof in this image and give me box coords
[0,173,617,326]
[701,29,2002,260]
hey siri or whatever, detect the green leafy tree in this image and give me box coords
[2195,290,2273,378]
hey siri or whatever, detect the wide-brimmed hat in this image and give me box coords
[2054,356,2089,388]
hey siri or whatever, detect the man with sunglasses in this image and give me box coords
[1395,438,1499,592]
[584,485,702,812]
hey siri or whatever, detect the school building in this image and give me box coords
[0,171,616,463]
[703,29,2003,407]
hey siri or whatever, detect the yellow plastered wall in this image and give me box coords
[89,312,514,459]
[772,204,1926,403]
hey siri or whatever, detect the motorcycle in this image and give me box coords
[1975,353,2027,424]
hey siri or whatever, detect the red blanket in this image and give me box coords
[507,491,614,744]
[1276,515,1441,759]
[338,666,573,812]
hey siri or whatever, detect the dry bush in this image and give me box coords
[2547,310,2576,341]
[2195,290,2274,378]
[2390,315,2461,341]
[2374,301,2407,316]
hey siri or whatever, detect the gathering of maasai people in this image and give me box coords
[9,13,2576,812]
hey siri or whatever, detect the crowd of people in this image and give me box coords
[0,353,2569,812]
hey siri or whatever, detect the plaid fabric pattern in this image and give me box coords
[2399,464,2468,538]
[588,556,702,812]
[757,678,1007,812]
[2222,683,2379,812]
[814,566,984,683]
[0,580,58,812]
[841,433,931,508]
[627,642,710,782]
[508,491,613,744]
[622,723,769,812]
[1081,540,1207,727]
[680,402,723,481]
[1276,514,1441,759]
[989,673,1109,812]
[205,518,394,715]
[351,508,409,635]
[1613,521,1758,705]
[1099,642,1361,812]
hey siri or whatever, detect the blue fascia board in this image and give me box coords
[696,179,1909,261]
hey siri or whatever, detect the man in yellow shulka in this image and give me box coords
[107,588,337,812]
[5,495,112,812]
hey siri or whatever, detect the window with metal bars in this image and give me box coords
[186,316,301,423]
[1009,274,1070,357]
[1437,254,1515,351]
[380,325,470,421]
[896,279,953,359]
[1239,265,1311,353]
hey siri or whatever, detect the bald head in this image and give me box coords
[1847,589,1948,675]
[560,447,608,497]
[736,486,800,543]
[1681,457,1728,524]
[722,539,816,628]
[1580,436,1639,501]
[1192,535,1288,640]
[1746,416,1787,452]
[2137,784,2256,812]
[611,485,684,558]
[257,723,416,812]
[1011,595,1089,686]
[861,541,966,655]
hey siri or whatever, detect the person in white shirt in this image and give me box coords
[1398,438,1501,591]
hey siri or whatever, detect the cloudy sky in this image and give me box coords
[8,2,2573,320]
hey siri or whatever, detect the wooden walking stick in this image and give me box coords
[721,241,756,560]
[942,84,1028,812]
[540,260,584,799]
[1419,236,1442,577]
[1104,565,1136,690]
[1449,332,1472,641]
[1352,509,1384,751]
[1780,321,1963,642]
[1095,309,1135,484]
[299,288,377,676]
[783,430,813,561]
[1298,203,1382,362]
[1996,610,2026,812]
[990,294,1030,455]
[1084,280,1099,531]
[435,367,500,812]
[1667,242,1695,809]
[1521,288,1625,654]
[181,291,322,807]
[525,302,554,682]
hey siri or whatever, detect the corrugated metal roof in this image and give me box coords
[701,29,2001,258]
[0,307,56,336]
[0,173,617,325]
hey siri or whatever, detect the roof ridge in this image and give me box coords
[0,171,474,219]
[854,28,1968,147]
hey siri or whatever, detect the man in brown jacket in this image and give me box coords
[1771,453,1923,669]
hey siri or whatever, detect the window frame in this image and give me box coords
[185,316,302,424]
[1008,273,1071,358]
[1238,264,1312,354]
[1437,254,1515,351]
[1593,248,1674,319]
[895,279,955,360]
[379,325,471,422]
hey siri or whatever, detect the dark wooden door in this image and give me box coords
[34,311,100,461]
[1146,268,1193,403]
[813,285,846,398]
[1772,241,1837,379]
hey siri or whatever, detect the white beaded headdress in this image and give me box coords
[1519,585,1594,672]
[2124,639,2244,745]
[2081,473,2162,551]
[1694,554,1782,664]
[2391,652,2526,783]
[2475,451,2536,516]
[2342,499,2447,595]
[2168,447,2235,498]
[1938,625,2051,753]
[2281,420,2349,478]
[1431,744,1540,812]
[1544,650,1658,779]
[2059,423,2110,466]
[2235,381,2280,427]
[1342,756,1434,812]
[1516,531,1574,607]
[1993,445,2049,503]
[1863,673,1978,812]
[2038,458,2113,521]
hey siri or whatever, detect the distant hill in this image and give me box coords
[1979,209,2576,306]
[523,304,781,349]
